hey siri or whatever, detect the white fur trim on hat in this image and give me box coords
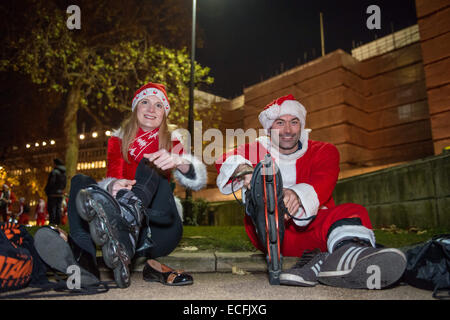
[258,97,307,134]
[131,87,170,115]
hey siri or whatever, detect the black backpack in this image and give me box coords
[0,222,49,292]
[0,223,113,299]
[402,234,450,299]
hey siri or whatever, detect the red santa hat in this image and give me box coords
[131,82,171,115]
[258,94,307,134]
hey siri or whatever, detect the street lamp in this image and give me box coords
[186,0,197,203]
[188,0,197,153]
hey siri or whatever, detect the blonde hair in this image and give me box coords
[120,109,172,163]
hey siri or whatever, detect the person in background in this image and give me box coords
[60,194,68,225]
[34,199,48,226]
[0,183,16,223]
[17,197,31,225]
[44,158,67,225]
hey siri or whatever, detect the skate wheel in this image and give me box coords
[89,217,107,246]
[75,189,97,222]
[114,264,131,288]
[102,240,120,269]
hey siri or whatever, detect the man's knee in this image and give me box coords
[331,203,371,223]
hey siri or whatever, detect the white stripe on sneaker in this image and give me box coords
[350,247,369,269]
[344,247,365,271]
[312,265,319,276]
[337,247,357,271]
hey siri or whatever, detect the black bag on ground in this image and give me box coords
[0,222,49,292]
[0,223,114,299]
[402,234,450,299]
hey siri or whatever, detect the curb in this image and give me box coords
[97,251,299,273]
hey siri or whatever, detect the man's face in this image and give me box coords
[270,114,302,154]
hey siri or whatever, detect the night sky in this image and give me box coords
[196,0,418,99]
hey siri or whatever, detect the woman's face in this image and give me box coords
[136,95,165,131]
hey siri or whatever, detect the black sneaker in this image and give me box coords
[280,250,329,287]
[317,243,407,289]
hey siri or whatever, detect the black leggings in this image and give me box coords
[68,174,183,260]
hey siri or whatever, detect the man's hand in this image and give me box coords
[143,149,190,173]
[111,179,136,197]
[234,164,253,189]
[283,188,301,220]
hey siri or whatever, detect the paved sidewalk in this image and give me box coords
[1,271,434,300]
[123,250,300,273]
[0,250,436,301]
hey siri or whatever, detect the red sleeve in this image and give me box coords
[305,142,340,207]
[106,137,126,179]
[171,139,185,156]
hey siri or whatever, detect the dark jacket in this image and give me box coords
[44,165,67,197]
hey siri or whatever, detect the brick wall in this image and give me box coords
[416,0,450,154]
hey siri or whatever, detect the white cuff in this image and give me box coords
[216,155,253,194]
[327,225,376,253]
[173,154,207,191]
[288,183,320,227]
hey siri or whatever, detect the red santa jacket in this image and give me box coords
[215,135,340,227]
[101,127,207,192]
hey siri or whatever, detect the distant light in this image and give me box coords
[92,132,98,138]
[35,142,39,147]
[79,134,85,140]
[50,140,55,145]
[42,141,47,146]
[105,130,111,136]
[26,144,31,148]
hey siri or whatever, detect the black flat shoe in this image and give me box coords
[143,259,193,286]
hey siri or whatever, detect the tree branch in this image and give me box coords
[80,104,104,129]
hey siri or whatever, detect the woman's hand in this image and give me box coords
[143,149,191,173]
[111,179,136,197]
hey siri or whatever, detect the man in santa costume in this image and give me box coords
[215,94,407,289]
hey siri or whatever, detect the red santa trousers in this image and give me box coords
[244,203,373,257]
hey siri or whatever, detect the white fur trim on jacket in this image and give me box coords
[288,183,320,227]
[327,225,376,253]
[111,127,123,139]
[173,153,207,191]
[216,155,253,194]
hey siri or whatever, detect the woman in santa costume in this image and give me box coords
[215,94,406,289]
[34,82,207,288]
[34,199,48,226]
